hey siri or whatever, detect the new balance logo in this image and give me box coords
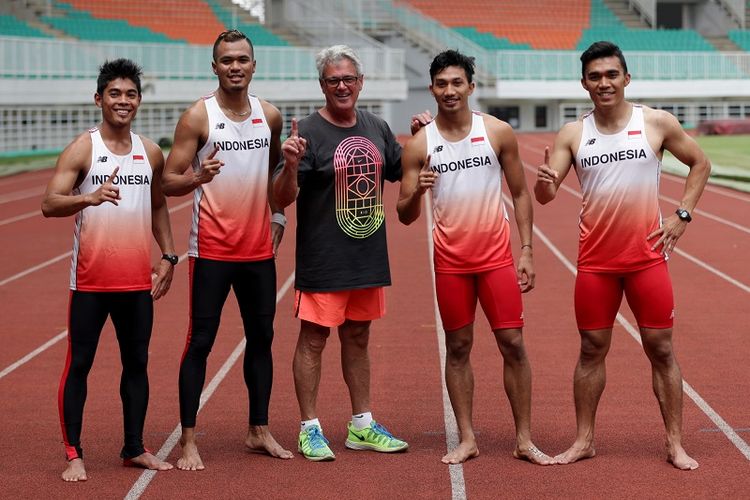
[585,138,596,146]
[215,123,225,129]
[432,145,444,154]
[97,156,108,163]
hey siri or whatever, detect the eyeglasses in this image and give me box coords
[321,75,360,88]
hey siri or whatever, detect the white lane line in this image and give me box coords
[0,330,68,380]
[0,252,71,287]
[0,186,44,205]
[0,253,190,380]
[124,272,295,500]
[0,210,39,227]
[0,200,193,288]
[658,193,750,235]
[521,162,750,294]
[673,247,750,293]
[424,196,466,500]
[503,193,750,461]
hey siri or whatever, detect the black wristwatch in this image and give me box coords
[675,208,692,223]
[161,253,179,266]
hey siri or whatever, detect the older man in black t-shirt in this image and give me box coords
[273,45,408,461]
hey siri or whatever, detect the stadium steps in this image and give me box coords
[206,0,288,46]
[601,0,651,28]
[705,35,743,52]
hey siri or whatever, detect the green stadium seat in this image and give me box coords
[0,14,53,38]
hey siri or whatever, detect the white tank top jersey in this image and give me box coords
[573,104,664,272]
[189,93,273,261]
[425,111,513,273]
[70,128,153,291]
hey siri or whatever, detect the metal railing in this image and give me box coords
[492,50,750,80]
[0,36,405,80]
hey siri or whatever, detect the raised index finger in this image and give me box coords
[106,166,120,184]
[207,145,220,160]
[290,118,298,138]
[544,146,550,166]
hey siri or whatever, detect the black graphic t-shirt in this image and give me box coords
[276,109,402,291]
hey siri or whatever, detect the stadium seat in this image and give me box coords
[0,14,53,38]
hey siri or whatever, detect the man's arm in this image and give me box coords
[533,122,577,205]
[490,118,535,292]
[42,133,121,217]
[145,138,176,300]
[162,102,222,197]
[646,109,711,255]
[262,100,286,255]
[273,117,307,209]
[396,131,434,225]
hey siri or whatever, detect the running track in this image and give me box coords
[0,133,748,499]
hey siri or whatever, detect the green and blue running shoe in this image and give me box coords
[298,425,335,461]
[345,420,409,453]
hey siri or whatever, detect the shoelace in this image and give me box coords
[371,422,395,439]
[307,427,329,448]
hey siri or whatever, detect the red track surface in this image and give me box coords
[1,133,748,498]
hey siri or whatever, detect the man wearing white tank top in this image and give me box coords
[162,29,291,470]
[535,41,710,470]
[42,59,176,481]
[398,50,553,466]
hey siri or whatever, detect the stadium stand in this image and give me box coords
[399,0,589,49]
[398,0,717,52]
[40,0,286,46]
[728,29,750,50]
[0,14,52,38]
[42,3,183,43]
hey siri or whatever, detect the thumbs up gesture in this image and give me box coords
[536,147,558,184]
[417,154,437,194]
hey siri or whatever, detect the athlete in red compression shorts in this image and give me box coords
[398,50,551,466]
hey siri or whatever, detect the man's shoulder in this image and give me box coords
[357,108,387,126]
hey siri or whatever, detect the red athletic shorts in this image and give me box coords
[435,264,524,332]
[294,287,386,327]
[574,261,674,330]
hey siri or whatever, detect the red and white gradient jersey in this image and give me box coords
[188,93,273,261]
[573,105,664,272]
[69,128,152,291]
[425,112,513,273]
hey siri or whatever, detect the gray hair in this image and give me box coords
[315,45,363,79]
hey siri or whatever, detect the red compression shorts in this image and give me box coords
[435,264,523,332]
[574,261,674,330]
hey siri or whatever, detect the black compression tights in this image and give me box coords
[59,290,153,461]
[179,258,276,428]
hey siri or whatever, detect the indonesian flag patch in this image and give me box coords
[133,154,145,163]
[471,136,485,145]
[627,130,642,140]
[252,118,264,127]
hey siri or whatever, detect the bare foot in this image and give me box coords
[245,425,293,459]
[123,451,173,471]
[62,458,87,482]
[441,442,479,464]
[513,444,555,465]
[554,443,596,464]
[177,438,205,471]
[667,446,699,470]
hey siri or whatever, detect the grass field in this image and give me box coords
[662,134,750,191]
[694,134,750,172]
